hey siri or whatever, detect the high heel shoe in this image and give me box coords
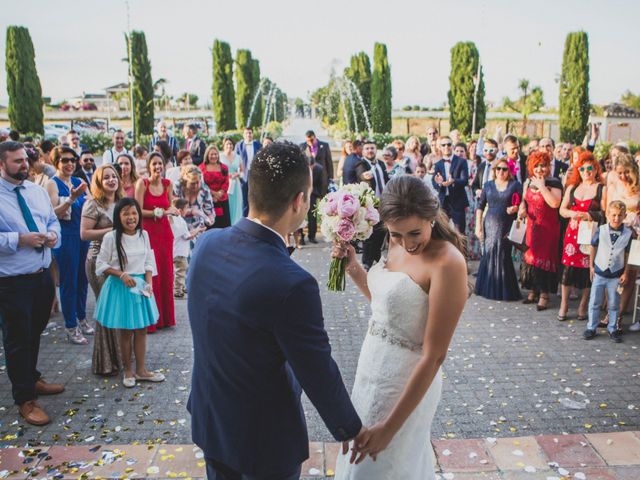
[536,296,549,311]
[522,295,538,304]
[78,319,95,335]
[66,327,88,345]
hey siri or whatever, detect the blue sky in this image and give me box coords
[1,0,638,108]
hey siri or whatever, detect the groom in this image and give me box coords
[187,142,366,480]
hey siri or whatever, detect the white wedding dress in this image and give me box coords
[335,260,442,480]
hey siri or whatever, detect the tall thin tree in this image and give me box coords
[127,31,155,139]
[212,39,236,131]
[559,31,590,144]
[447,42,486,136]
[235,49,253,128]
[371,43,392,133]
[5,26,44,134]
[344,52,372,133]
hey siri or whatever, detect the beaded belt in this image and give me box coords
[368,320,422,352]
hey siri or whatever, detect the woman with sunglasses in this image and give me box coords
[518,151,563,311]
[46,146,93,344]
[475,159,523,300]
[557,152,605,321]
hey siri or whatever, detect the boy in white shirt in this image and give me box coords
[170,198,205,297]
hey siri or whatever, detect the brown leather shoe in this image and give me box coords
[18,400,50,426]
[35,379,65,395]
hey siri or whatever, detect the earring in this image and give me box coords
[430,220,436,228]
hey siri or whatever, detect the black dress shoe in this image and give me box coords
[609,331,623,343]
[308,238,318,244]
[583,329,597,340]
[300,238,306,246]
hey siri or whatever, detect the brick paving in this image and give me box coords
[2,240,640,477]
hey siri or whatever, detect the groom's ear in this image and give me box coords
[292,191,305,212]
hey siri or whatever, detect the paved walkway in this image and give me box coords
[2,433,640,479]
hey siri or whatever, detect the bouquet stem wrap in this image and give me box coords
[327,256,348,292]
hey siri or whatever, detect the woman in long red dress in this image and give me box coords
[135,152,178,331]
[518,151,563,311]
[557,152,605,321]
[200,145,231,228]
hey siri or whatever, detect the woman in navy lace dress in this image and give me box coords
[475,158,523,300]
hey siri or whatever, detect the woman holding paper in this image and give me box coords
[557,152,605,322]
[474,158,523,300]
[518,151,563,311]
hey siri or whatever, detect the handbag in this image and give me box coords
[628,239,640,267]
[577,220,597,245]
[507,219,526,245]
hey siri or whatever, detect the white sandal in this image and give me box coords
[134,372,165,383]
[123,376,136,388]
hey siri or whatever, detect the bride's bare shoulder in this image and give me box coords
[425,239,466,269]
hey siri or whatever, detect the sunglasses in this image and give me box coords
[579,165,593,172]
[60,157,77,164]
[495,166,509,172]
[441,143,452,147]
[83,157,95,163]
[483,148,497,154]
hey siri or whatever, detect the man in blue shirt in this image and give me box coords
[0,141,64,426]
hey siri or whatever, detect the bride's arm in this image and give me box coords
[332,242,371,301]
[356,247,467,458]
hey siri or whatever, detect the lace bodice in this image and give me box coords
[367,261,429,352]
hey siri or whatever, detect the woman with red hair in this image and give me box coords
[557,152,605,321]
[518,151,563,310]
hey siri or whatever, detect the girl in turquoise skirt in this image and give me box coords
[95,198,165,388]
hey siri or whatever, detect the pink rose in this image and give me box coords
[323,193,339,216]
[337,193,359,218]
[364,206,379,224]
[336,218,356,242]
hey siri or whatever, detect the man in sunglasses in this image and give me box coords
[471,138,500,199]
[73,150,96,186]
[503,135,529,184]
[432,135,469,233]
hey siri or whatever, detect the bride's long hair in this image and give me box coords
[379,175,466,256]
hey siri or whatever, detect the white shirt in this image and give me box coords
[165,166,182,185]
[365,159,385,198]
[171,216,191,258]
[248,217,286,247]
[96,230,157,276]
[101,147,131,166]
[246,143,255,171]
[442,157,453,180]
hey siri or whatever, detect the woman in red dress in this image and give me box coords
[518,151,563,311]
[557,152,605,321]
[200,145,230,228]
[135,152,178,331]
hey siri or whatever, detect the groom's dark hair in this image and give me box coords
[248,141,310,217]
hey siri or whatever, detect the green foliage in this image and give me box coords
[502,79,545,119]
[371,42,392,133]
[263,121,283,139]
[235,49,254,128]
[447,41,486,136]
[127,31,155,139]
[249,59,262,128]
[274,88,285,122]
[177,93,199,107]
[5,26,44,134]
[559,31,590,144]
[311,76,344,128]
[345,51,372,133]
[212,40,236,131]
[594,142,640,159]
[620,91,640,112]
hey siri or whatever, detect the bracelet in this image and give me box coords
[119,272,127,279]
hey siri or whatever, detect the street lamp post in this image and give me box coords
[126,0,136,143]
[471,57,481,136]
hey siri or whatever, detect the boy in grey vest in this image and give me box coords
[584,200,632,343]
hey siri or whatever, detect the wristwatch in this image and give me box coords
[65,198,74,206]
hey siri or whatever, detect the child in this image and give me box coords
[584,200,633,343]
[95,198,165,387]
[415,164,427,180]
[170,198,205,297]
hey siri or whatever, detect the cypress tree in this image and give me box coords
[344,52,372,133]
[128,31,154,139]
[559,31,590,144]
[212,40,236,132]
[5,26,44,134]
[447,41,486,136]
[371,42,392,133]
[235,49,253,128]
[249,58,262,128]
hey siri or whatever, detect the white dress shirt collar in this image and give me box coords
[248,217,287,247]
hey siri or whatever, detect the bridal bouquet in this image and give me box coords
[317,182,379,291]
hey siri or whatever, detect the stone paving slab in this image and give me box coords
[2,242,640,448]
[3,433,640,479]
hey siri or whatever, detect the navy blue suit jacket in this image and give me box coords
[234,140,262,181]
[431,155,469,209]
[342,153,361,184]
[186,219,361,476]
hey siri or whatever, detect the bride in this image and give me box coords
[333,175,468,479]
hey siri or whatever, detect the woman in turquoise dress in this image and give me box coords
[220,137,244,225]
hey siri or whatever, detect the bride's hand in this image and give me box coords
[354,421,394,461]
[331,241,357,269]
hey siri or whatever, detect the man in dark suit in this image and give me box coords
[355,139,389,270]
[187,142,365,480]
[471,138,499,199]
[183,124,206,166]
[432,136,469,233]
[539,137,568,179]
[235,127,262,217]
[342,139,363,185]
[306,157,324,244]
[73,150,96,186]
[300,130,333,194]
[502,134,529,184]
